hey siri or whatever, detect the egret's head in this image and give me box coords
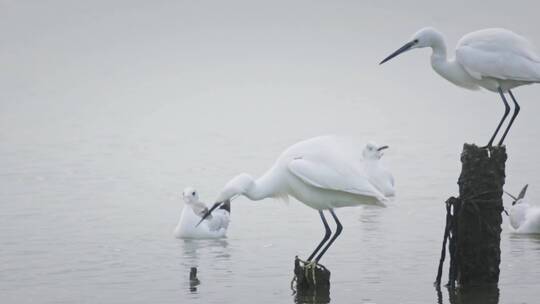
[216,173,255,202]
[380,27,443,64]
[363,142,389,160]
[411,27,444,48]
[182,187,199,204]
[196,174,254,227]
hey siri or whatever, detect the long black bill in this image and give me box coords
[379,40,416,65]
[377,145,389,151]
[195,202,223,227]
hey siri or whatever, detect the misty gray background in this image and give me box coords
[2,1,540,303]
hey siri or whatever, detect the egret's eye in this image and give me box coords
[413,39,419,43]
[192,191,196,196]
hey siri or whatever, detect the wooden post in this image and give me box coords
[437,285,500,304]
[293,256,330,302]
[456,144,506,286]
[189,267,200,292]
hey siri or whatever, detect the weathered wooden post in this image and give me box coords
[436,144,506,288]
[457,144,506,286]
[189,267,200,292]
[292,256,330,302]
[437,285,500,304]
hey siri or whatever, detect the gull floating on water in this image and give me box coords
[506,185,540,234]
[381,27,540,147]
[174,187,230,239]
[197,135,395,263]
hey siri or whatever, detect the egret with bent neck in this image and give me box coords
[197,136,395,263]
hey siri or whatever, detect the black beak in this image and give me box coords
[195,201,223,227]
[377,145,389,151]
[379,40,417,65]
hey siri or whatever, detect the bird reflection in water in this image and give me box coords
[182,238,230,261]
[436,285,499,304]
[181,239,230,294]
[189,267,200,293]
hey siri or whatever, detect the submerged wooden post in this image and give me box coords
[189,267,200,292]
[293,256,330,301]
[456,144,506,286]
[436,144,507,288]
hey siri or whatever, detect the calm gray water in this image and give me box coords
[2,1,540,303]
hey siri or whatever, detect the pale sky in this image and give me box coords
[2,0,540,146]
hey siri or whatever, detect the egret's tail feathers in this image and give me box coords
[364,195,391,208]
[374,196,389,208]
[274,193,290,204]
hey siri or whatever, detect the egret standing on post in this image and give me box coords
[197,136,395,263]
[380,27,540,147]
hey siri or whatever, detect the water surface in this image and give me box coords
[2,1,540,303]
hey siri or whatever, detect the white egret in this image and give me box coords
[506,185,540,234]
[197,136,395,263]
[380,27,540,147]
[174,187,230,239]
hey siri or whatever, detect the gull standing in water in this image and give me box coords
[380,27,540,147]
[506,185,540,234]
[197,135,395,263]
[174,187,230,239]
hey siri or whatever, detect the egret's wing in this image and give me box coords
[456,28,540,81]
[288,158,385,200]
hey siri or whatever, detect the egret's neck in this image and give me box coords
[429,39,478,90]
[244,168,280,201]
[429,36,447,60]
[429,38,451,76]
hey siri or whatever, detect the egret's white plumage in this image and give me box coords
[199,135,395,262]
[456,28,540,89]
[215,136,394,209]
[507,185,540,234]
[381,27,540,146]
[174,187,230,239]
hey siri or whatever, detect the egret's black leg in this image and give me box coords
[315,209,343,263]
[487,87,511,147]
[307,210,332,262]
[498,90,521,146]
